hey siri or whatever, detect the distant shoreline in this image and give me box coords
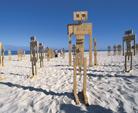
[3,50,109,56]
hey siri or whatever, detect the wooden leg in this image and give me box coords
[130,55,132,70]
[2,57,4,66]
[0,56,1,66]
[73,58,80,104]
[94,52,97,66]
[32,62,34,76]
[35,64,37,75]
[125,55,127,72]
[89,36,92,67]
[83,57,89,105]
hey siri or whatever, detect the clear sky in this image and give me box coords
[0,0,138,50]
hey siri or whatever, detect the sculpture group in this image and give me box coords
[30,36,65,77]
[0,10,138,107]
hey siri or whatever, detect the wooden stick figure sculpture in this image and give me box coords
[136,44,138,54]
[30,36,38,76]
[44,47,48,59]
[48,48,52,59]
[113,45,117,56]
[94,38,97,65]
[39,43,44,68]
[117,45,121,55]
[62,48,65,58]
[23,50,26,58]
[68,11,91,105]
[18,49,23,61]
[123,30,136,72]
[46,47,50,61]
[51,49,55,58]
[60,48,65,58]
[67,11,92,66]
[107,46,111,56]
[0,42,4,67]
[8,50,12,61]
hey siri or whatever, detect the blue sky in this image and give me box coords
[0,0,138,50]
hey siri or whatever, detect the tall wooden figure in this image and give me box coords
[18,49,23,61]
[107,46,111,56]
[8,50,12,61]
[123,30,136,72]
[30,36,38,76]
[46,47,50,61]
[39,43,44,68]
[62,48,65,58]
[44,47,47,58]
[117,45,121,55]
[113,45,116,56]
[0,42,4,67]
[68,11,91,105]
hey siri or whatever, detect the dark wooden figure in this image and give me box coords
[117,45,122,55]
[123,29,136,72]
[113,45,117,55]
[30,36,38,76]
[107,46,111,56]
[39,43,44,68]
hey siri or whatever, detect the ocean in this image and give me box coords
[4,50,30,56]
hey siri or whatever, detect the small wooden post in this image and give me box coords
[94,38,97,65]
[0,43,4,67]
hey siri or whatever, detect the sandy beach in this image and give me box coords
[0,51,138,113]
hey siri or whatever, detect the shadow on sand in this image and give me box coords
[0,82,74,100]
[14,65,31,69]
[0,72,29,77]
[60,103,113,113]
[53,64,69,67]
[0,82,115,113]
[87,73,138,79]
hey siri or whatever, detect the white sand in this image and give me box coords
[0,52,138,113]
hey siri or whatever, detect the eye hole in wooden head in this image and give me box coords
[39,43,42,46]
[31,37,34,41]
[82,14,86,17]
[76,14,79,18]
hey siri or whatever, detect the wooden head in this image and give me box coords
[123,29,136,55]
[73,11,88,22]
